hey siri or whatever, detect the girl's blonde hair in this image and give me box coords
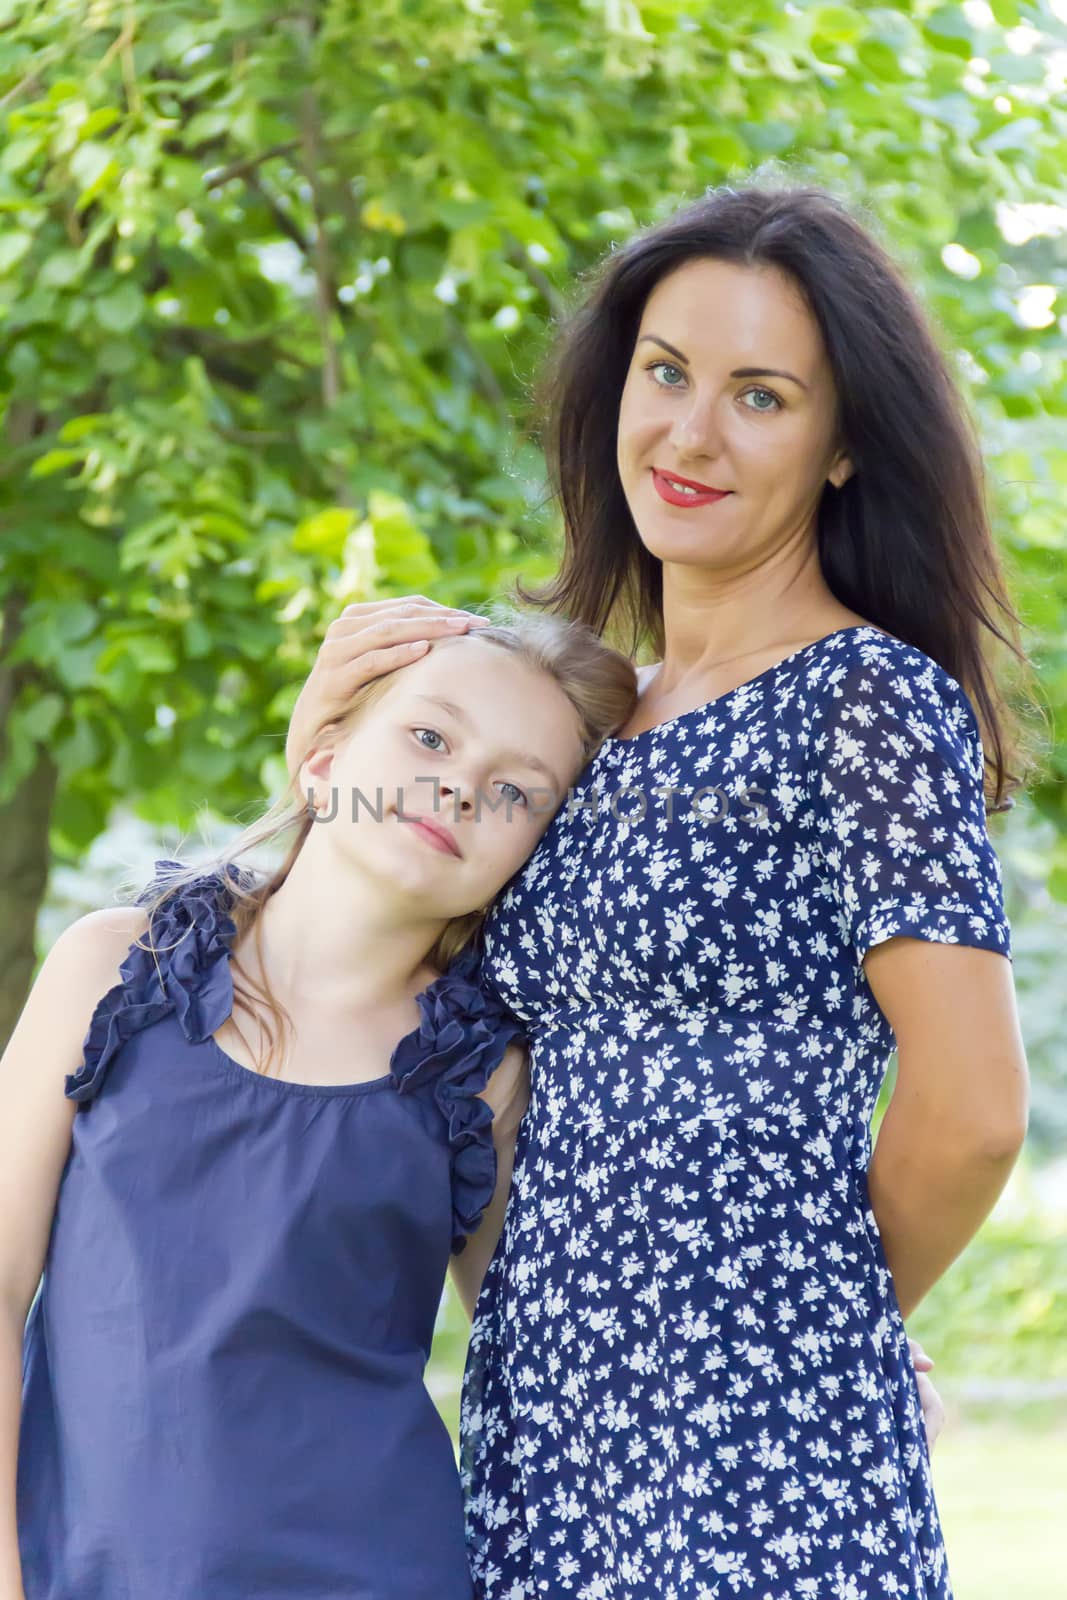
[134,605,637,1076]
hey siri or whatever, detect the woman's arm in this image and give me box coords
[864,938,1028,1319]
[449,1043,530,1321]
[0,907,147,1599]
[285,597,490,779]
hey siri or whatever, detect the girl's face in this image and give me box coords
[616,257,852,572]
[300,636,586,919]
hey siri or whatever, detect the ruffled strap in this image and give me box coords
[66,859,243,1104]
[389,946,525,1254]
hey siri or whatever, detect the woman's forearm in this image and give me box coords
[0,1307,26,1599]
[868,1097,1023,1319]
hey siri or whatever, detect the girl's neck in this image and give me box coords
[244,845,448,1016]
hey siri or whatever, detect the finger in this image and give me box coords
[336,597,485,623]
[908,1338,935,1370]
[326,608,488,644]
[320,614,486,659]
[914,1371,946,1446]
[340,595,433,616]
[335,638,433,693]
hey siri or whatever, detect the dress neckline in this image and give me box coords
[603,625,885,748]
[205,963,456,1099]
[205,1033,397,1098]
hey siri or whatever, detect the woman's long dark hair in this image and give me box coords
[520,184,1031,811]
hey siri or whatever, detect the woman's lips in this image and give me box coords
[652,468,732,508]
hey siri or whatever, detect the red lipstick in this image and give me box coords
[652,468,732,508]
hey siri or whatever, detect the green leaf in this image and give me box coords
[924,6,976,50]
[368,492,440,590]
[0,136,42,175]
[39,251,86,289]
[812,6,865,44]
[53,715,104,778]
[58,413,109,443]
[292,507,357,559]
[0,231,34,274]
[69,140,118,206]
[30,447,84,479]
[18,693,64,742]
[94,282,144,334]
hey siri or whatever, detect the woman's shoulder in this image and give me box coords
[803,625,988,798]
[811,623,976,726]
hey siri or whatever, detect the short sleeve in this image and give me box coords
[807,647,1011,968]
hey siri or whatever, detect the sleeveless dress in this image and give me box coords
[18,861,522,1600]
[461,626,1011,1600]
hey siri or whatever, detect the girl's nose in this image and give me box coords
[437,778,479,818]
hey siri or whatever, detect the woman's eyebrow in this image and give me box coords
[638,335,809,391]
[638,334,689,364]
[731,365,809,391]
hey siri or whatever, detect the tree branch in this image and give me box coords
[205,140,301,191]
[505,235,567,318]
[246,172,311,254]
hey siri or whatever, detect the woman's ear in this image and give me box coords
[828,451,854,490]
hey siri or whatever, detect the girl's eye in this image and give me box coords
[413,727,446,751]
[497,781,528,808]
[648,360,687,389]
[741,386,781,413]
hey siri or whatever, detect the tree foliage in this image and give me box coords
[1,0,1066,1029]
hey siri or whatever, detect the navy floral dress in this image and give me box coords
[461,626,1010,1600]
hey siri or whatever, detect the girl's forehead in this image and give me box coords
[381,639,559,719]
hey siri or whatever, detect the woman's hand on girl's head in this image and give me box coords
[285,597,491,779]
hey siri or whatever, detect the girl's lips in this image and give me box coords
[651,468,732,508]
[398,813,462,858]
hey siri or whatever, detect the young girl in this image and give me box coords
[3,610,637,1599]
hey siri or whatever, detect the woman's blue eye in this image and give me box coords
[414,728,445,751]
[498,781,527,807]
[741,387,781,412]
[649,361,686,388]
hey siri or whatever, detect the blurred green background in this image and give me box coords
[4,2,1066,1593]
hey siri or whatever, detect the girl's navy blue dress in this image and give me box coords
[18,863,521,1600]
[462,627,1011,1600]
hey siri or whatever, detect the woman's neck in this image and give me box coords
[656,544,853,681]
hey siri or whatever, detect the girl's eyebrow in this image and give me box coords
[410,695,559,786]
[637,334,809,391]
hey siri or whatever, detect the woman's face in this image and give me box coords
[300,636,586,920]
[616,257,851,572]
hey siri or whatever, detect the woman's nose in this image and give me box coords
[672,394,722,460]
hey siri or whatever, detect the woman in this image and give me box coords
[287,186,1029,1598]
[6,613,635,1599]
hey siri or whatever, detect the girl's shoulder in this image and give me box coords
[65,861,240,1104]
[6,907,152,1104]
